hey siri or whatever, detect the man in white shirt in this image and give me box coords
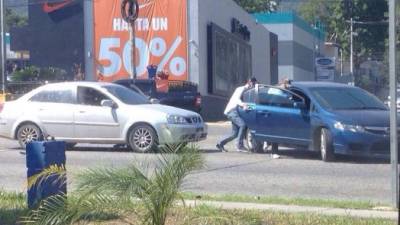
[216,77,257,152]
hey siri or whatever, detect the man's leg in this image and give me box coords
[237,122,246,150]
[229,111,246,150]
[217,121,239,151]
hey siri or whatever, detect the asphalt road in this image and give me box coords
[0,122,394,204]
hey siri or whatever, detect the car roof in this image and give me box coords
[42,81,118,89]
[291,81,354,90]
[114,79,154,84]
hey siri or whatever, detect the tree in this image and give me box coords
[299,0,387,61]
[234,0,279,13]
[5,8,27,32]
[299,0,388,88]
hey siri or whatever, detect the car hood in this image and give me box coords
[333,110,392,127]
[126,104,200,117]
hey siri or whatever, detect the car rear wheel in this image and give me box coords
[320,128,335,162]
[245,129,263,153]
[128,124,158,153]
[17,123,42,149]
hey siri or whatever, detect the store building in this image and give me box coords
[188,0,278,119]
[253,12,325,82]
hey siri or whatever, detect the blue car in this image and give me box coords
[239,82,393,162]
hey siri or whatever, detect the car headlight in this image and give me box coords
[334,122,364,132]
[167,115,188,124]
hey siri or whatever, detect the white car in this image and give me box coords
[0,82,207,152]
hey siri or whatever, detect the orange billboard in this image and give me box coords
[93,0,188,81]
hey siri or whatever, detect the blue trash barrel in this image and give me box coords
[26,141,67,209]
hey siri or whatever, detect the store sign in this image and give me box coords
[315,57,335,81]
[231,18,250,41]
[93,0,188,81]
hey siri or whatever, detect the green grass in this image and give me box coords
[0,191,28,225]
[182,192,392,210]
[0,191,395,225]
[176,205,396,225]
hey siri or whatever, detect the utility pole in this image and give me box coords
[350,17,354,77]
[121,0,139,79]
[0,0,5,94]
[129,25,137,79]
[388,0,399,210]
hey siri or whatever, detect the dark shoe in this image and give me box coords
[216,143,227,152]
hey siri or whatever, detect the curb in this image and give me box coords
[182,200,398,220]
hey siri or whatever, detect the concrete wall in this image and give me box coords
[188,0,272,120]
[279,66,314,82]
[261,19,325,82]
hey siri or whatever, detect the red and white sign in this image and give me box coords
[93,0,188,82]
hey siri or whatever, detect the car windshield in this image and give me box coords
[103,85,150,105]
[134,82,153,95]
[311,87,387,110]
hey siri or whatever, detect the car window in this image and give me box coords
[103,85,150,105]
[242,88,256,103]
[134,82,153,95]
[258,87,294,108]
[291,88,311,110]
[30,89,74,104]
[77,87,110,106]
[114,80,148,96]
[311,87,387,110]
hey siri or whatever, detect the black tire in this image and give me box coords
[271,143,279,154]
[245,129,263,153]
[319,128,335,162]
[128,124,158,153]
[17,123,42,149]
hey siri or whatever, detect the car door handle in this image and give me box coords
[79,111,86,113]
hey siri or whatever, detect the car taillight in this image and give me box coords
[195,95,202,107]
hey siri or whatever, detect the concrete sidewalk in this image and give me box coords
[183,200,398,220]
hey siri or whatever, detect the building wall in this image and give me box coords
[11,0,85,77]
[279,66,314,81]
[255,12,325,82]
[189,0,272,120]
[189,0,272,93]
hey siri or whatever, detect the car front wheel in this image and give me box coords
[320,128,335,162]
[17,123,42,149]
[128,124,158,153]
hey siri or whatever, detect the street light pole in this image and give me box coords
[121,0,139,79]
[388,0,399,210]
[0,0,5,94]
[350,17,354,77]
[128,24,137,79]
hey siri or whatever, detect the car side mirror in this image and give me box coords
[294,102,306,109]
[150,98,160,104]
[101,99,118,108]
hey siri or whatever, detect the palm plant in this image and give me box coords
[22,144,204,225]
